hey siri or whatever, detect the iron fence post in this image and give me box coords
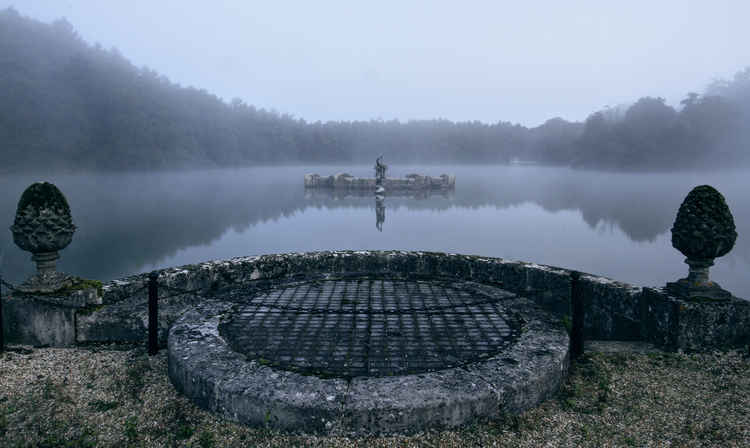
[570,271,585,359]
[148,271,159,356]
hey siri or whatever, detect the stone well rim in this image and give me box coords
[166,251,570,435]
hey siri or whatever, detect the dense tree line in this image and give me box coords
[575,80,748,170]
[0,8,747,172]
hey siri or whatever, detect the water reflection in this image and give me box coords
[304,188,455,233]
[375,196,385,232]
[0,166,747,296]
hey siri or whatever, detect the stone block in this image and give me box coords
[641,287,750,351]
[497,262,527,295]
[580,276,642,340]
[76,303,147,344]
[524,266,571,317]
[2,296,76,346]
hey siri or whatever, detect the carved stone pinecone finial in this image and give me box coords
[667,185,736,300]
[10,182,77,293]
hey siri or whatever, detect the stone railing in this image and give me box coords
[4,250,747,351]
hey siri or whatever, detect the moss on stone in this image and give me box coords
[78,304,106,316]
[70,278,104,296]
[24,277,103,298]
[561,314,572,335]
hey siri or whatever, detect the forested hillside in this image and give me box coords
[575,74,750,170]
[0,8,747,171]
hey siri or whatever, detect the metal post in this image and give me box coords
[0,273,4,353]
[148,272,159,356]
[570,271,585,359]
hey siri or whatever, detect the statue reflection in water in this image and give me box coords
[375,194,385,231]
[375,154,387,231]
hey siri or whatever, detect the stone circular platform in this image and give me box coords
[168,274,569,435]
[219,278,522,378]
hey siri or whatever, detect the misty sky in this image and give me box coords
[3,0,749,126]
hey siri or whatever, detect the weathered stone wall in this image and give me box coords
[641,287,750,351]
[4,250,748,351]
[579,275,643,341]
[82,251,623,345]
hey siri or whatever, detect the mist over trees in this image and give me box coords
[0,8,748,172]
[576,86,747,169]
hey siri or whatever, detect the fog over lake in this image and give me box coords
[1,165,748,299]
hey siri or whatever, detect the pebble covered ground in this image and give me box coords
[0,342,748,447]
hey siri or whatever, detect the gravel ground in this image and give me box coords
[1,342,748,447]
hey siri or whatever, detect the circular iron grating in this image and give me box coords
[218,278,522,378]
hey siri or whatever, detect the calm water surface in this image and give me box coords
[1,165,748,298]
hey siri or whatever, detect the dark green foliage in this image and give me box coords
[174,423,194,441]
[197,430,216,448]
[88,399,119,412]
[122,416,139,446]
[115,351,150,400]
[164,400,196,444]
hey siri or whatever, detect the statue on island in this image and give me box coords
[374,155,387,195]
[666,185,737,300]
[10,182,77,293]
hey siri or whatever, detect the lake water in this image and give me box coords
[1,165,748,299]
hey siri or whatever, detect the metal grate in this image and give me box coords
[217,278,522,379]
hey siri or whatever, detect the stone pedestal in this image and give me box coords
[642,287,750,351]
[1,285,102,346]
[665,258,732,300]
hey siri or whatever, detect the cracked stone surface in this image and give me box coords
[168,278,569,435]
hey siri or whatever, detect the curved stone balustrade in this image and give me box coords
[3,250,748,352]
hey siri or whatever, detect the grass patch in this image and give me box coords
[0,345,748,447]
[197,430,216,448]
[88,399,120,412]
[122,416,139,447]
[0,408,7,439]
[121,350,150,399]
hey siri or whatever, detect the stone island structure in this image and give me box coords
[304,157,455,192]
[304,172,456,191]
